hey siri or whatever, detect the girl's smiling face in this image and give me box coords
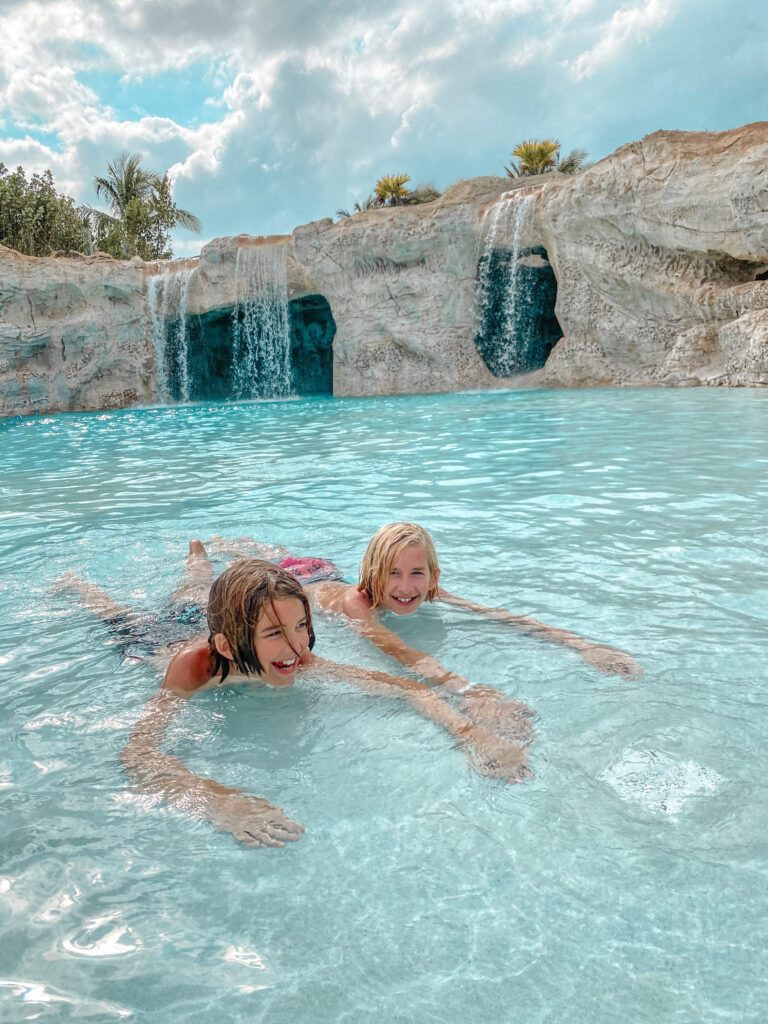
[380,544,436,615]
[254,596,310,685]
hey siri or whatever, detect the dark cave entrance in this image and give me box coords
[474,245,562,377]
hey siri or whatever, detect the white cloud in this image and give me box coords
[0,0,761,247]
[448,0,538,23]
[166,112,245,181]
[508,36,555,67]
[568,0,680,80]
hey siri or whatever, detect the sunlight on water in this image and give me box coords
[1,388,767,1023]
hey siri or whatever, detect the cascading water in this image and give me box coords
[231,245,292,400]
[474,191,541,377]
[475,193,515,326]
[147,267,193,402]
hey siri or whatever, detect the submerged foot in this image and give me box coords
[188,539,208,558]
[458,691,536,743]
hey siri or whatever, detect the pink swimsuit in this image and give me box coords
[278,556,345,585]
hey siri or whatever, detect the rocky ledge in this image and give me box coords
[1,121,767,417]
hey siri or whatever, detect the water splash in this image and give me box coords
[601,749,723,819]
[232,244,292,399]
[147,268,193,402]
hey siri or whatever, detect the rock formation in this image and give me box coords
[534,123,768,387]
[2,121,768,417]
[0,249,153,416]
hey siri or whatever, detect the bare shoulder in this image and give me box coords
[162,638,217,693]
[341,585,375,621]
[306,579,346,614]
[308,581,372,620]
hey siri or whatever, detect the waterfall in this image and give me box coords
[475,193,514,329]
[147,267,193,403]
[232,244,292,400]
[474,191,538,376]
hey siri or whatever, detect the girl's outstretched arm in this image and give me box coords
[120,664,304,848]
[437,588,642,677]
[311,584,535,738]
[308,655,532,784]
[337,604,474,692]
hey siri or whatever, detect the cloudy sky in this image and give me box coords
[1,0,764,255]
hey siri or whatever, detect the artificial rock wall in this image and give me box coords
[2,121,768,417]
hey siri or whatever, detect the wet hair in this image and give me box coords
[207,559,315,685]
[357,522,440,608]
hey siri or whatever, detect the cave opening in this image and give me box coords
[287,295,336,394]
[473,245,562,377]
[161,294,336,401]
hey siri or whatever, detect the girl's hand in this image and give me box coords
[459,683,506,700]
[457,725,533,784]
[411,656,476,693]
[459,690,535,743]
[202,791,305,848]
[578,643,643,677]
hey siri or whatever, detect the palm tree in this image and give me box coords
[87,151,200,259]
[505,139,589,178]
[556,148,589,174]
[505,139,560,178]
[336,194,377,219]
[374,173,411,206]
[94,151,158,221]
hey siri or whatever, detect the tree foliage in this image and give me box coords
[402,182,442,205]
[0,163,91,256]
[336,178,441,220]
[336,194,377,219]
[505,139,589,177]
[374,172,412,206]
[87,151,201,260]
[555,148,589,174]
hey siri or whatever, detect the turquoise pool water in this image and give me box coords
[1,388,767,1022]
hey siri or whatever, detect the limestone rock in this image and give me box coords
[3,123,768,416]
[0,246,152,416]
[535,122,768,387]
[291,185,511,396]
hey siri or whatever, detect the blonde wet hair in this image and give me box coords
[357,522,440,608]
[207,558,315,684]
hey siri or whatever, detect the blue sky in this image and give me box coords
[0,0,765,256]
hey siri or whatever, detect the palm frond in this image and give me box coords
[170,206,202,233]
[556,148,589,174]
[374,173,411,206]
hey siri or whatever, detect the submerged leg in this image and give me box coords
[209,535,292,564]
[167,539,215,607]
[54,570,133,620]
